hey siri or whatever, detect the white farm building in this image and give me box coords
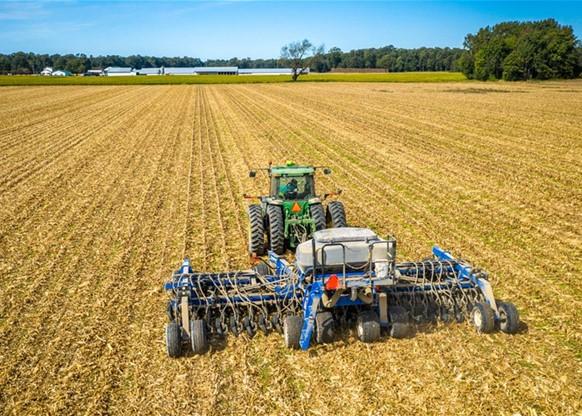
[98,66,308,77]
[103,67,136,76]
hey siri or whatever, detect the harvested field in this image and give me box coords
[0,81,581,415]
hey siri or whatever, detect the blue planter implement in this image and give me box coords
[163,228,519,356]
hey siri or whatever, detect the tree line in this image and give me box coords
[458,19,582,80]
[2,18,580,79]
[0,46,463,75]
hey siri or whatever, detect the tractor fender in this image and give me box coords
[265,198,283,206]
[308,197,322,204]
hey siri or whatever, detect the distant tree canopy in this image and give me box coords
[458,19,582,81]
[0,46,464,75]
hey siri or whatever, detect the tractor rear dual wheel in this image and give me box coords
[327,201,347,228]
[248,204,265,256]
[267,205,285,255]
[309,204,326,231]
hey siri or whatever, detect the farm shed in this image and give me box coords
[193,66,238,75]
[163,67,198,75]
[239,68,300,75]
[52,70,72,77]
[136,68,162,76]
[103,67,136,76]
[84,69,103,76]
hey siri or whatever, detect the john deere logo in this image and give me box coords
[292,202,301,212]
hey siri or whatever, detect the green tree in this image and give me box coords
[280,39,324,81]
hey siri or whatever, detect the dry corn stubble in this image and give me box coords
[0,81,580,415]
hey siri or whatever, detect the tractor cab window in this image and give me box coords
[272,175,315,200]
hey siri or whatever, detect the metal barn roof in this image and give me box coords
[238,68,293,74]
[105,67,133,73]
[193,66,238,72]
[164,67,197,74]
[136,68,162,75]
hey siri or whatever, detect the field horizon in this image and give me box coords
[0,71,467,86]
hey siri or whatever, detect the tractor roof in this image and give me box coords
[270,165,314,177]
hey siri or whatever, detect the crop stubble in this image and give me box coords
[0,81,580,415]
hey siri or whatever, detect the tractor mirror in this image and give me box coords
[323,168,332,175]
[249,170,256,178]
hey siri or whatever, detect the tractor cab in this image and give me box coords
[269,165,316,201]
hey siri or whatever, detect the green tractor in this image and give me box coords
[246,162,347,256]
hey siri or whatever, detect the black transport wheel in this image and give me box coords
[267,205,285,255]
[497,301,520,334]
[190,319,208,354]
[309,203,326,231]
[356,310,381,343]
[315,311,335,344]
[248,204,265,256]
[253,261,270,276]
[471,302,495,333]
[326,201,347,228]
[283,315,302,349]
[165,322,182,358]
[389,305,412,338]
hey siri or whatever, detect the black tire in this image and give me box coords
[309,204,326,231]
[267,205,285,255]
[253,261,270,276]
[283,315,302,349]
[471,302,495,333]
[248,204,265,256]
[497,301,520,334]
[356,310,381,343]
[165,322,182,358]
[326,201,347,228]
[389,305,409,324]
[190,319,208,354]
[389,305,412,338]
[315,311,335,344]
[390,322,411,339]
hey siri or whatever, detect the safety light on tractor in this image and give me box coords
[292,202,301,213]
[325,274,340,290]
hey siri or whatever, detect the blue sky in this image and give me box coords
[0,1,580,59]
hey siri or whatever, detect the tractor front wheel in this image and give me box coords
[248,204,265,256]
[327,201,347,228]
[267,205,285,255]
